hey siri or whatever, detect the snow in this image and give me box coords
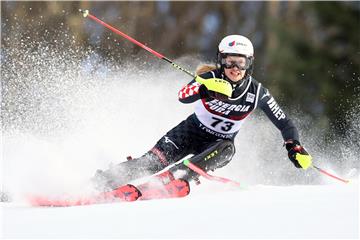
[1,181,358,238]
[1,36,359,239]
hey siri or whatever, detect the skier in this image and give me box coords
[93,35,312,191]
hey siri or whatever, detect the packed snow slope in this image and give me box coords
[2,181,359,239]
[1,40,359,238]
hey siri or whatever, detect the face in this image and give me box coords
[223,55,247,83]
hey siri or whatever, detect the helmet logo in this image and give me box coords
[229,41,247,47]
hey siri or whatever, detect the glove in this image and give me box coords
[285,140,312,169]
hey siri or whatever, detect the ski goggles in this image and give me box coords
[221,57,252,70]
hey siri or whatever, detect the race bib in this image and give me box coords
[194,102,245,134]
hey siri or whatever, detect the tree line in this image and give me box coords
[1,1,359,137]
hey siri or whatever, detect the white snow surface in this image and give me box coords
[1,42,359,239]
[1,180,359,239]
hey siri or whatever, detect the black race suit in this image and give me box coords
[94,69,299,189]
[152,69,299,165]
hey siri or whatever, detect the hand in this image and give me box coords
[285,140,312,169]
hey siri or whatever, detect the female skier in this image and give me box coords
[94,35,312,190]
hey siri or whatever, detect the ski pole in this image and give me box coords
[311,165,350,183]
[79,9,196,78]
[183,159,241,187]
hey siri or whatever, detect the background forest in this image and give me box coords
[1,1,359,139]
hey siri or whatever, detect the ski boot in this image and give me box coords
[92,151,164,191]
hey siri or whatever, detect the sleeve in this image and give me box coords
[178,79,202,103]
[257,86,300,142]
[178,72,213,104]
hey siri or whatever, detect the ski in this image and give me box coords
[28,177,190,207]
[28,184,141,207]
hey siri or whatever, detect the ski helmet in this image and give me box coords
[218,35,254,57]
[216,35,255,82]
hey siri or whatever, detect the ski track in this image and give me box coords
[1,180,358,239]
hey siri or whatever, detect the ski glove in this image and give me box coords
[285,140,312,169]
